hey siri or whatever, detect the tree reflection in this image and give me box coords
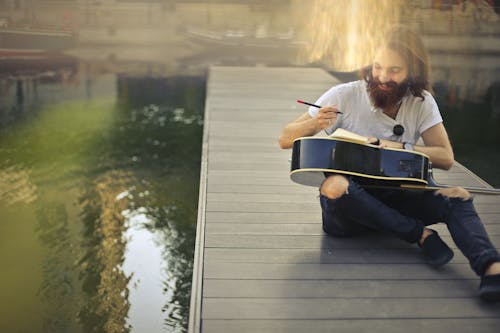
[22,73,204,333]
[77,171,133,333]
[35,202,75,333]
[76,75,203,333]
[113,76,203,332]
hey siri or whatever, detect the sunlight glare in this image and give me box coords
[297,0,406,71]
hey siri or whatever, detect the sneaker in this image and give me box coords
[479,274,500,301]
[420,230,454,267]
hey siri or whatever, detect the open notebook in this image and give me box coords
[329,128,369,144]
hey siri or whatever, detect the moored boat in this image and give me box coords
[0,27,76,57]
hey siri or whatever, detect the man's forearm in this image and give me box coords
[413,145,454,170]
[279,118,321,149]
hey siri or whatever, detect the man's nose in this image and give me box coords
[378,71,390,83]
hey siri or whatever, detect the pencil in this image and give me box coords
[297,100,343,114]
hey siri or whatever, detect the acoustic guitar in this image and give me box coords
[290,136,500,195]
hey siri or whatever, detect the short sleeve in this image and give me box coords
[418,92,443,134]
[307,85,342,118]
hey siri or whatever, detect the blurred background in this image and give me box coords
[0,1,499,332]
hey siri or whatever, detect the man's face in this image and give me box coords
[372,47,408,87]
[368,47,409,109]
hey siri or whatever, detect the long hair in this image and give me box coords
[359,25,433,99]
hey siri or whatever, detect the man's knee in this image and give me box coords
[435,187,472,200]
[320,175,349,199]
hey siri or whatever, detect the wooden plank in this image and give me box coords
[205,211,321,224]
[204,248,471,264]
[202,298,500,319]
[205,222,324,235]
[206,183,308,194]
[206,201,320,212]
[202,319,500,333]
[205,192,500,206]
[206,198,500,213]
[205,234,500,250]
[206,193,320,204]
[205,222,500,236]
[203,279,478,298]
[203,262,478,280]
[479,213,500,220]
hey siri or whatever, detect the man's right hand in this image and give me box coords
[316,106,341,129]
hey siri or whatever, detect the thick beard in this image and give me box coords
[367,77,409,109]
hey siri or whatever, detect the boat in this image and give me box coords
[0,27,76,58]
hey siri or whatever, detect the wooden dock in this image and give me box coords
[189,66,500,333]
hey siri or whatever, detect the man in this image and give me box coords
[279,26,500,301]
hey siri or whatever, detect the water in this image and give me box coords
[1,1,499,332]
[434,81,500,188]
[0,69,204,332]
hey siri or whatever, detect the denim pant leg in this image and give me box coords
[445,197,500,276]
[320,178,424,243]
[320,194,373,237]
[368,189,500,276]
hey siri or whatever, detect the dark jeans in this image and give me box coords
[320,178,500,276]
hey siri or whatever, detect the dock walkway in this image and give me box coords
[189,66,500,333]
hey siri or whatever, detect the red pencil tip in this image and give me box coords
[297,100,304,103]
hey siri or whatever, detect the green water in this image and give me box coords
[435,85,500,188]
[0,73,204,332]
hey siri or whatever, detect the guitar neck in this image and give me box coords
[425,174,500,195]
[398,184,500,195]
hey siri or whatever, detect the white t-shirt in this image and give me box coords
[308,80,443,144]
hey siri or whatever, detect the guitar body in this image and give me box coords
[290,136,500,195]
[290,137,431,187]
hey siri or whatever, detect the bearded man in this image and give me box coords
[278,26,500,301]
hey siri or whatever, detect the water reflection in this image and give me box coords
[0,165,37,204]
[122,208,166,333]
[75,78,202,332]
[36,202,75,333]
[78,170,132,333]
[0,67,203,332]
